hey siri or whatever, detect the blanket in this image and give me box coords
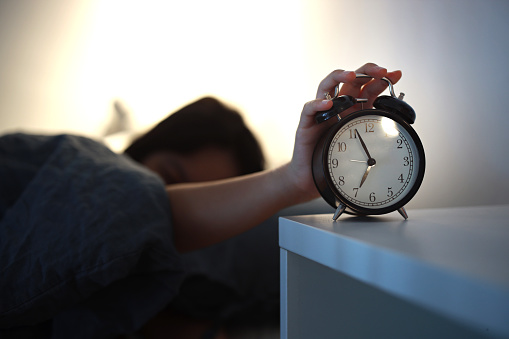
[0,133,184,338]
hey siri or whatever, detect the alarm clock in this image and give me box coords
[312,74,425,220]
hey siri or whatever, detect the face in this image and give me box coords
[141,147,241,185]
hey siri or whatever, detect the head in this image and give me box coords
[124,97,265,184]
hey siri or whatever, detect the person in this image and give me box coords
[125,96,273,338]
[0,63,402,338]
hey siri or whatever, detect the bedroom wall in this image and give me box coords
[0,0,508,210]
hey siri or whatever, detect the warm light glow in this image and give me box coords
[0,0,378,168]
[70,0,310,167]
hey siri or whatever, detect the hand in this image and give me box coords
[287,63,402,203]
[318,63,402,118]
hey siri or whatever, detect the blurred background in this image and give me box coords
[1,0,508,210]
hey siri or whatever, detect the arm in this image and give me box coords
[167,164,303,252]
[167,63,402,252]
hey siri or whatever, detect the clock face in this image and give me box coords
[324,112,424,214]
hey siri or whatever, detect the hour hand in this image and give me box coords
[359,165,372,188]
[359,157,376,188]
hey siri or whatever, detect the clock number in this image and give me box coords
[396,139,403,149]
[337,142,347,152]
[369,192,376,202]
[387,187,394,197]
[365,123,375,133]
[403,156,410,166]
[353,187,359,197]
[398,174,404,183]
[338,176,345,186]
[331,158,339,168]
[349,129,357,139]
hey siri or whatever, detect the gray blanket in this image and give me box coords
[0,134,184,338]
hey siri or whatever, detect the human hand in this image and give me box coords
[286,63,402,203]
[318,63,402,117]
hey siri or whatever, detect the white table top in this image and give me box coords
[279,204,509,337]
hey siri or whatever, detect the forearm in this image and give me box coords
[166,163,311,252]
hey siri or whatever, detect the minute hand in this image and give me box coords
[355,129,372,159]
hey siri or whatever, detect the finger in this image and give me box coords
[339,63,388,97]
[315,70,356,99]
[296,99,338,148]
[298,99,333,130]
[300,99,333,123]
[356,62,388,78]
[359,70,403,101]
[386,70,403,84]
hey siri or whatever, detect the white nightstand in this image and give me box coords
[279,205,509,339]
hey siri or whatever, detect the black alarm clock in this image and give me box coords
[312,74,425,220]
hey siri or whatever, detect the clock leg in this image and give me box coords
[398,207,409,220]
[332,204,346,221]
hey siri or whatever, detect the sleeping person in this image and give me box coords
[125,96,277,338]
[0,63,402,338]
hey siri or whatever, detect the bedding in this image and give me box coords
[0,133,185,338]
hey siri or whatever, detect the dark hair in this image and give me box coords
[124,97,265,175]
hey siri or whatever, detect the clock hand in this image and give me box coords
[350,160,367,163]
[359,165,372,188]
[355,129,372,159]
[359,158,376,188]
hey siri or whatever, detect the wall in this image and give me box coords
[1,0,508,209]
